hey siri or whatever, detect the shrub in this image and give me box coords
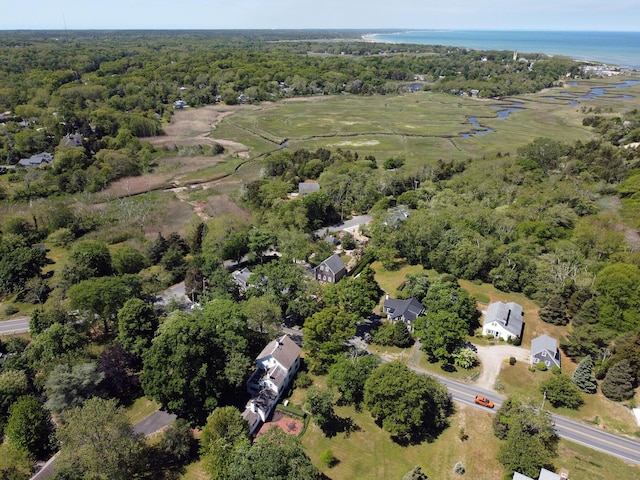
[509,357,516,365]
[512,336,522,346]
[3,304,18,316]
[551,366,562,375]
[49,228,75,248]
[320,449,338,467]
[536,361,548,371]
[295,371,312,389]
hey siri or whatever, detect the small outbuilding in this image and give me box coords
[530,334,561,369]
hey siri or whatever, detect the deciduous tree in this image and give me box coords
[364,361,450,443]
[5,395,54,460]
[540,374,584,409]
[55,397,144,479]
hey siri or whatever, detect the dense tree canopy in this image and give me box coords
[303,307,357,374]
[364,361,450,443]
[55,397,144,479]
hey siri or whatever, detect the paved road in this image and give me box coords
[313,214,372,236]
[402,359,640,466]
[0,317,30,335]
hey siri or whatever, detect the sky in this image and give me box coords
[0,0,638,31]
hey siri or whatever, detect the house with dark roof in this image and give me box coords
[18,152,53,167]
[531,334,561,369]
[314,253,346,283]
[242,335,302,435]
[482,301,524,341]
[60,133,83,147]
[383,295,425,330]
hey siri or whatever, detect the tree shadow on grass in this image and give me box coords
[321,415,361,438]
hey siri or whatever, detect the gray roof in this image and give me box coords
[231,267,252,287]
[384,297,425,322]
[18,152,53,166]
[299,182,320,194]
[60,133,83,147]
[256,335,301,371]
[513,473,535,480]
[531,334,558,356]
[318,253,346,275]
[484,301,524,338]
[538,469,562,480]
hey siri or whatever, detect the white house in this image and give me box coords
[242,335,301,435]
[482,301,524,341]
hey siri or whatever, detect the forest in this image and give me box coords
[0,30,640,479]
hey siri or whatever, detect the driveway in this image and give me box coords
[474,344,529,390]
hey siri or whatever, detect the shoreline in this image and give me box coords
[360,31,639,72]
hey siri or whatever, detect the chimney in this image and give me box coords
[504,309,511,326]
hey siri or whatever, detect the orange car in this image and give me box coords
[474,395,495,408]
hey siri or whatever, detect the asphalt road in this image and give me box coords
[0,316,30,335]
[409,363,640,466]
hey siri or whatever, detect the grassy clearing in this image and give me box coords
[125,397,160,424]
[299,396,502,480]
[558,438,640,479]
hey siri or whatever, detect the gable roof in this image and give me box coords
[18,152,53,166]
[484,301,524,338]
[384,297,425,322]
[231,267,252,287]
[318,253,346,275]
[256,335,301,371]
[531,334,558,356]
[513,473,535,480]
[60,133,83,147]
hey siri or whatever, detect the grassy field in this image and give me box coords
[285,380,640,480]
[207,81,640,170]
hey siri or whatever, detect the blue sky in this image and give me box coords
[0,0,638,31]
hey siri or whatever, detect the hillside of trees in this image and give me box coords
[0,31,639,479]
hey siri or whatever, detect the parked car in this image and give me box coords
[474,395,494,408]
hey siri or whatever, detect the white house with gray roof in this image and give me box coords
[242,335,301,435]
[531,334,561,369]
[482,301,524,341]
[314,253,346,283]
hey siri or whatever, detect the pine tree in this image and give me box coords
[539,294,568,325]
[572,356,598,393]
[601,359,636,401]
[392,320,414,348]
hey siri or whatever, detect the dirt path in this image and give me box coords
[474,344,529,390]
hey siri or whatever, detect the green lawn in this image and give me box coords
[125,397,161,424]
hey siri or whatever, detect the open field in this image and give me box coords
[76,76,640,247]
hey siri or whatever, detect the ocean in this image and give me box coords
[367,31,640,70]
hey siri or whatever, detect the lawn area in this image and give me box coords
[558,438,640,480]
[125,397,160,424]
[300,398,504,480]
[369,261,432,297]
[497,358,640,437]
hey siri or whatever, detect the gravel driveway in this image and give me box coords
[474,344,530,390]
